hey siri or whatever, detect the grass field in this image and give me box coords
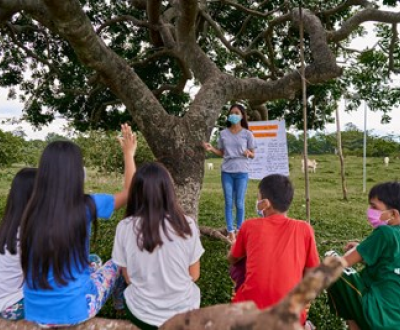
[1,154,400,328]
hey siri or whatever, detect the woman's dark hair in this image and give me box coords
[0,168,37,255]
[125,162,192,253]
[226,103,249,129]
[369,181,400,212]
[258,174,294,213]
[20,141,96,290]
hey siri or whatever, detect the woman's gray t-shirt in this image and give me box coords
[217,128,256,173]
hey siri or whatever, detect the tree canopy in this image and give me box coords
[1,0,399,131]
[1,0,400,215]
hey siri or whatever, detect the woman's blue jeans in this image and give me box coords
[221,172,249,233]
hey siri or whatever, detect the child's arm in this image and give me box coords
[122,267,131,284]
[114,123,137,210]
[189,261,200,282]
[227,251,242,265]
[343,248,363,267]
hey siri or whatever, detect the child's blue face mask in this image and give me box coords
[228,114,242,125]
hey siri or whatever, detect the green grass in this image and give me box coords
[2,154,400,328]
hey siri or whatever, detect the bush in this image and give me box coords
[75,130,155,174]
[0,130,24,167]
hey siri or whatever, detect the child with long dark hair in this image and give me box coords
[20,124,137,327]
[112,162,205,329]
[0,168,37,320]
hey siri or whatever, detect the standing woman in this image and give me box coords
[203,104,256,242]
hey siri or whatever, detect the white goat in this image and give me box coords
[301,159,318,173]
[384,157,389,167]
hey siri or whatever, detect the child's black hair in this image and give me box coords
[369,181,400,212]
[258,174,294,213]
[0,168,37,255]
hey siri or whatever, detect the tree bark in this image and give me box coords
[0,318,139,330]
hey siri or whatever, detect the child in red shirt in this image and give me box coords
[228,174,320,326]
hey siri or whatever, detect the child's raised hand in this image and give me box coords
[118,123,137,156]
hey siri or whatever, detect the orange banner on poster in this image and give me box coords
[249,125,279,131]
[253,132,277,138]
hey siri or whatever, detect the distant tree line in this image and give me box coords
[0,129,154,172]
[1,122,399,169]
[288,123,400,157]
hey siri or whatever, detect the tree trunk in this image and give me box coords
[141,116,207,218]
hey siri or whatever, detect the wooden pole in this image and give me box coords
[335,103,348,200]
[299,3,310,223]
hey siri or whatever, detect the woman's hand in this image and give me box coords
[118,123,137,156]
[202,142,213,152]
[243,149,254,158]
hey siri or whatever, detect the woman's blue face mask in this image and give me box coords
[228,114,242,125]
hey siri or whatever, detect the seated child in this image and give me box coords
[20,124,136,327]
[112,162,205,330]
[0,168,37,320]
[327,181,400,330]
[228,174,320,326]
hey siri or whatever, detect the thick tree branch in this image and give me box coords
[200,10,274,73]
[160,256,346,330]
[95,15,151,34]
[219,0,286,19]
[147,0,163,46]
[328,9,400,42]
[176,0,221,83]
[130,0,147,11]
[249,13,291,51]
[5,22,60,74]
[0,0,54,29]
[388,23,400,74]
[318,0,373,18]
[0,318,139,330]
[228,9,341,103]
[32,0,170,134]
[336,41,378,54]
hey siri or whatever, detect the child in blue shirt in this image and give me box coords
[20,124,137,326]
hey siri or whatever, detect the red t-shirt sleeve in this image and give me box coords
[304,224,320,268]
[231,222,247,259]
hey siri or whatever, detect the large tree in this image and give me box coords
[1,0,400,216]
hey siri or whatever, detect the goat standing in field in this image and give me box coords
[384,157,389,167]
[301,159,318,173]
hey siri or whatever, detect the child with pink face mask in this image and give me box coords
[327,181,400,330]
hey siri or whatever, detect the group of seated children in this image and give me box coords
[1,123,400,330]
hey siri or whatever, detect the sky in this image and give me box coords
[1,13,400,140]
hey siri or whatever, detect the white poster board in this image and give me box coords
[248,120,289,180]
